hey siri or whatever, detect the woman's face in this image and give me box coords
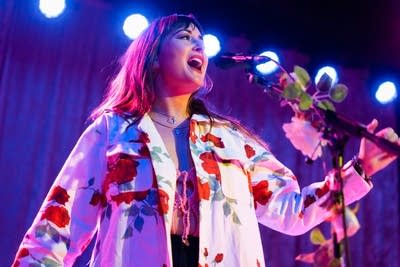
[155,24,208,96]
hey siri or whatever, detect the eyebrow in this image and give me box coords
[176,28,203,40]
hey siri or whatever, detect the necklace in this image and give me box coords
[151,110,180,125]
[150,110,189,128]
[150,116,190,135]
[151,118,190,129]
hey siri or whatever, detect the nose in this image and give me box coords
[192,38,204,53]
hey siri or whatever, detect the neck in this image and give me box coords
[151,94,191,119]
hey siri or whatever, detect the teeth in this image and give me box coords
[188,57,203,69]
[191,58,203,66]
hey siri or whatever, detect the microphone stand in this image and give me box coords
[246,69,400,267]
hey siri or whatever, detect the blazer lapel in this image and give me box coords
[137,113,177,263]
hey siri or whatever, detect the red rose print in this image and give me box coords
[48,185,70,205]
[41,205,70,228]
[158,189,169,214]
[199,152,221,181]
[103,154,139,192]
[201,133,225,148]
[316,181,330,198]
[214,253,224,263]
[16,248,29,259]
[111,191,148,205]
[139,132,150,143]
[198,180,211,200]
[244,144,256,158]
[190,120,198,144]
[138,146,150,157]
[257,259,261,267]
[203,247,209,257]
[304,195,316,209]
[90,191,107,207]
[252,180,273,208]
[12,260,20,267]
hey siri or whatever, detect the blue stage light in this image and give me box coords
[203,34,220,58]
[375,81,397,104]
[39,0,66,18]
[123,14,149,40]
[255,51,279,75]
[314,66,338,85]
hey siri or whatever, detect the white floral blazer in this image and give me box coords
[13,112,372,267]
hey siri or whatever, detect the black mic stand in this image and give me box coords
[246,69,400,267]
[322,123,351,266]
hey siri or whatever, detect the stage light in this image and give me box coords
[375,81,397,104]
[315,66,338,85]
[123,14,149,40]
[255,51,279,75]
[39,0,66,18]
[203,34,220,58]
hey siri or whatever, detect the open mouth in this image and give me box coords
[187,56,203,71]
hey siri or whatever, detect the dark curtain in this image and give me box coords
[1,1,399,266]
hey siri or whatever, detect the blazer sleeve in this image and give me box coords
[13,114,109,266]
[243,135,372,236]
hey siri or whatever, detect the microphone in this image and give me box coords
[213,52,271,69]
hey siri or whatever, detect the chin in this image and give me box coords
[182,79,204,93]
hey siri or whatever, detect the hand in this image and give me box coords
[358,119,399,177]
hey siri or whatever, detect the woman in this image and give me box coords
[13,14,399,267]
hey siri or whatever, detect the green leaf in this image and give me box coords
[150,151,162,163]
[310,228,326,245]
[152,146,162,153]
[225,197,238,204]
[330,83,348,103]
[316,73,332,92]
[119,182,133,191]
[223,202,232,216]
[294,66,310,88]
[48,224,59,237]
[134,216,144,232]
[232,211,242,225]
[141,205,155,216]
[299,92,313,110]
[106,204,112,219]
[88,177,95,187]
[42,257,62,267]
[127,205,139,217]
[35,225,47,238]
[212,189,224,201]
[282,83,301,100]
[51,232,60,243]
[123,226,133,239]
[60,236,71,250]
[317,99,336,111]
[146,189,158,206]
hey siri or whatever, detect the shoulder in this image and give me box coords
[88,111,143,142]
[191,113,265,146]
[207,113,270,153]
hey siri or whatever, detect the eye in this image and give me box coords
[179,34,191,40]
